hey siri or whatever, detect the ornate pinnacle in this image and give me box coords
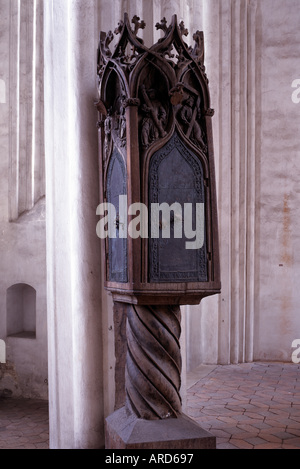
[192,30,204,63]
[179,20,188,37]
[131,15,146,35]
[155,17,168,33]
[114,20,124,35]
[98,30,114,60]
[155,17,172,36]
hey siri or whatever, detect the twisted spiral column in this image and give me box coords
[125,304,182,420]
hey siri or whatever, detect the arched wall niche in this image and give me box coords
[6,284,36,339]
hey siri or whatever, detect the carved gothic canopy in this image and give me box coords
[95,13,220,305]
[96,13,213,155]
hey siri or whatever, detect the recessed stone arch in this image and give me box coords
[6,284,36,338]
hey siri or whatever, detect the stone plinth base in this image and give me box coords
[105,407,216,449]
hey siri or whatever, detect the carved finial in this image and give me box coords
[131,15,146,35]
[155,17,171,34]
[179,20,188,37]
[114,20,124,35]
[99,30,114,59]
[192,30,204,63]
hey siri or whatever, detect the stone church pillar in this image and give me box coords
[44,0,104,449]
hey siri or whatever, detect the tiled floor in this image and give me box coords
[186,362,300,449]
[0,398,49,449]
[0,362,299,449]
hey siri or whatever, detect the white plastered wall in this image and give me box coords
[186,0,300,368]
[0,0,47,399]
[93,0,300,371]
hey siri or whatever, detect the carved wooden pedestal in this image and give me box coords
[105,407,216,449]
[105,303,216,449]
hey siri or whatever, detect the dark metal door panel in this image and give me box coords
[149,132,208,282]
[107,148,128,282]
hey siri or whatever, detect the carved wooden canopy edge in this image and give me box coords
[96,13,211,108]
